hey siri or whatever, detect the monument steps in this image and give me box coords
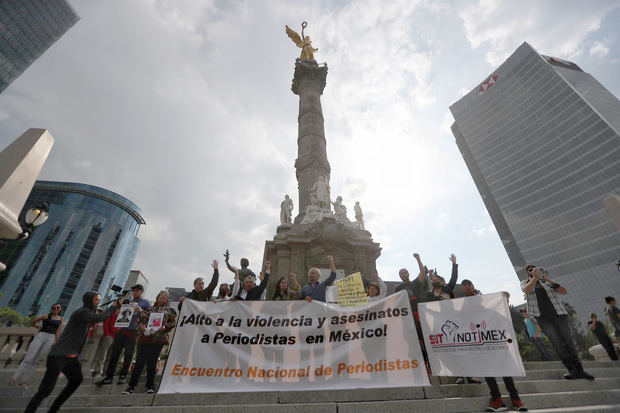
[0,361,618,412]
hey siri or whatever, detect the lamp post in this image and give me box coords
[0,203,49,271]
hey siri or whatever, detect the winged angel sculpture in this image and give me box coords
[285,22,318,61]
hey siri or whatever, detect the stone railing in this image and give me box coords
[0,327,38,366]
[0,325,173,368]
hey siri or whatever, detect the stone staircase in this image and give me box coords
[0,361,619,412]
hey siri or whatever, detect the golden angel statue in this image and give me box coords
[285,22,318,61]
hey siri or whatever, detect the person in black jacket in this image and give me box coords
[233,260,271,301]
[25,292,120,413]
[426,254,459,301]
[178,260,220,310]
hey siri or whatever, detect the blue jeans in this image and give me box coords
[536,315,581,373]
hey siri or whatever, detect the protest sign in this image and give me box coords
[418,292,525,377]
[147,312,164,329]
[114,304,136,328]
[159,291,429,393]
[334,272,368,307]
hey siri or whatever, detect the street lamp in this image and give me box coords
[0,203,50,271]
[21,203,50,238]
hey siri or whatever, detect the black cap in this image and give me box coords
[461,279,473,285]
[131,284,144,291]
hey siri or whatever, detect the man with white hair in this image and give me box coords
[233,261,271,301]
[299,255,337,302]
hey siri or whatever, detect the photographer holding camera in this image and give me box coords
[521,265,593,380]
[25,292,122,413]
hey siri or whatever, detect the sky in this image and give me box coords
[1,0,619,303]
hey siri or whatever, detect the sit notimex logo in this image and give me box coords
[428,320,512,349]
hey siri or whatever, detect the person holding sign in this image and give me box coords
[178,260,220,309]
[300,255,337,302]
[96,284,150,386]
[272,273,301,300]
[233,260,271,301]
[122,291,177,394]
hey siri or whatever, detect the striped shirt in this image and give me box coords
[520,278,567,317]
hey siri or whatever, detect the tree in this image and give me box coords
[0,306,33,327]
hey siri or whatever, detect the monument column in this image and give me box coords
[292,59,330,225]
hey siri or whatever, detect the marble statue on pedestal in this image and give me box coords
[332,196,353,225]
[354,201,365,230]
[280,195,293,225]
[311,176,330,210]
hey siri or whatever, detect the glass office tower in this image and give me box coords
[0,181,145,316]
[450,42,620,323]
[0,0,79,93]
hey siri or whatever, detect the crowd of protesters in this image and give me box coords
[10,251,619,413]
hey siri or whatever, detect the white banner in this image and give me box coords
[419,292,525,377]
[159,291,429,393]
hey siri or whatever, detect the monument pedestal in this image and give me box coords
[263,218,381,297]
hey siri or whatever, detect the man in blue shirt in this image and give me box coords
[299,255,336,302]
[96,284,150,386]
[521,308,551,361]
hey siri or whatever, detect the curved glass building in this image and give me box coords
[450,42,620,323]
[0,181,145,316]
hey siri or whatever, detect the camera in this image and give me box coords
[108,284,130,305]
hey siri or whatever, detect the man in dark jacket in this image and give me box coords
[234,260,270,301]
[25,292,120,413]
[178,260,220,310]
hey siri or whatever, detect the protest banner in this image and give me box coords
[418,292,525,377]
[159,291,429,393]
[334,272,368,307]
[114,304,136,328]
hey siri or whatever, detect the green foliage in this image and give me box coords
[0,306,34,327]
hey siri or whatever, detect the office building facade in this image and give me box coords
[0,0,79,93]
[0,181,145,316]
[450,42,620,322]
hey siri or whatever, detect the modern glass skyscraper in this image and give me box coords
[450,42,620,323]
[0,181,145,316]
[0,0,79,93]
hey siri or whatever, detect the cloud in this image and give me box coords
[0,0,618,301]
[460,0,619,66]
[590,40,610,57]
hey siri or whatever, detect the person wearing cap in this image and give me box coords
[96,284,150,386]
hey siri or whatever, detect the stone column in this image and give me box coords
[292,59,330,224]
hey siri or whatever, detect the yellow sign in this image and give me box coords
[335,272,368,307]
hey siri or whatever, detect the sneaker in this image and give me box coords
[511,398,528,411]
[117,375,126,385]
[121,386,134,395]
[455,377,465,384]
[486,397,508,412]
[95,377,112,386]
[563,372,577,380]
[145,388,155,394]
[467,377,482,384]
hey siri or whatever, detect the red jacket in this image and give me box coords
[103,311,119,337]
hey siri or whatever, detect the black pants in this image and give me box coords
[25,355,83,413]
[105,331,137,378]
[537,315,583,373]
[485,376,519,399]
[596,334,618,360]
[128,342,164,389]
